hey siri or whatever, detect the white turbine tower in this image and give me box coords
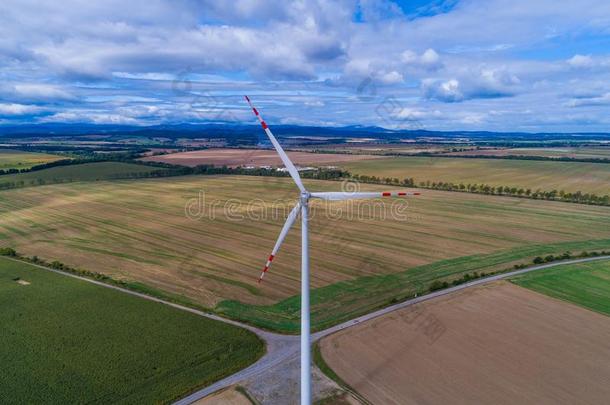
[245,96,419,404]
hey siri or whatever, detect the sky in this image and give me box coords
[1,0,610,132]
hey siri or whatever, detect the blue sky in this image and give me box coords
[1,0,610,132]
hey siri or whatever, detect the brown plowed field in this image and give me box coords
[320,282,610,405]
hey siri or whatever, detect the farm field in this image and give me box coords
[512,259,610,316]
[0,256,263,404]
[0,149,63,170]
[341,156,610,195]
[0,161,166,189]
[301,143,470,155]
[140,148,381,167]
[450,146,610,159]
[1,175,610,331]
[320,282,610,405]
[195,387,252,405]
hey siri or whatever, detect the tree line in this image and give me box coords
[348,174,610,206]
[0,149,150,177]
[140,161,348,180]
[427,153,610,164]
[0,159,347,191]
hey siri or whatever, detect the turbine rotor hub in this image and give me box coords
[300,191,311,203]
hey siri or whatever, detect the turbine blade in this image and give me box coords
[259,202,301,282]
[310,191,420,201]
[245,96,306,193]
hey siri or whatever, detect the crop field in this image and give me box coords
[450,146,610,159]
[0,149,63,170]
[512,259,610,316]
[0,256,263,404]
[0,161,165,188]
[197,386,252,404]
[341,156,610,195]
[140,148,381,167]
[319,282,610,404]
[1,175,610,331]
[300,143,470,155]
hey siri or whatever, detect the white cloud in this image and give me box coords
[567,54,594,68]
[392,107,442,120]
[11,84,75,101]
[566,93,610,107]
[459,113,486,125]
[402,48,441,70]
[422,78,463,102]
[40,111,141,125]
[422,67,520,102]
[0,103,41,115]
[378,70,404,84]
[304,100,325,107]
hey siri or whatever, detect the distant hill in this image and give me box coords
[1,122,610,143]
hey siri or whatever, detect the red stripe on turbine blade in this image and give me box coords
[245,95,250,102]
[261,121,268,129]
[398,192,406,196]
[268,255,275,261]
[253,107,259,116]
[382,192,391,197]
[414,192,421,195]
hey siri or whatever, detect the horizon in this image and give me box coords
[2,121,610,137]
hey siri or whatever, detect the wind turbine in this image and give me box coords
[245,96,419,404]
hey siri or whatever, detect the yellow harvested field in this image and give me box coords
[320,282,610,405]
[450,146,610,159]
[0,149,63,170]
[140,148,380,167]
[342,156,610,195]
[194,387,251,405]
[1,176,609,307]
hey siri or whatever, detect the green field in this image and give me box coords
[219,239,610,332]
[341,156,610,195]
[0,161,166,189]
[512,259,610,316]
[0,149,63,170]
[0,256,263,404]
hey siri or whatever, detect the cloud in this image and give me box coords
[0,103,42,116]
[422,68,520,102]
[304,100,325,107]
[566,93,610,107]
[391,107,442,120]
[422,78,463,102]
[567,54,595,68]
[401,48,442,70]
[6,84,76,102]
[0,0,609,131]
[378,70,404,84]
[459,114,486,125]
[40,111,141,125]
